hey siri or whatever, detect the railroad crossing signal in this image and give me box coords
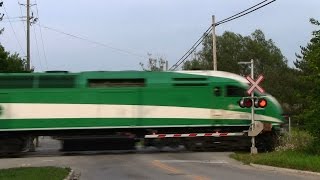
[238,60,266,154]
[255,98,267,108]
[241,74,267,108]
[239,98,252,108]
[246,75,265,95]
[239,98,267,108]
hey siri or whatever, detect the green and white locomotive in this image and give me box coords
[0,70,284,153]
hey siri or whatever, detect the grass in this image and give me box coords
[231,151,320,173]
[0,167,70,180]
[231,129,320,173]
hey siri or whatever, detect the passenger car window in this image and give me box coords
[88,78,145,87]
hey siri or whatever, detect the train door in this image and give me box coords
[211,86,225,118]
[0,93,10,127]
[98,90,139,127]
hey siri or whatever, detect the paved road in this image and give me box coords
[0,137,318,180]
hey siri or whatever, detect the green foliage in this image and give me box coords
[0,167,70,180]
[0,45,30,72]
[140,56,168,71]
[276,129,314,152]
[294,18,320,139]
[183,30,287,73]
[231,151,320,172]
[183,30,298,115]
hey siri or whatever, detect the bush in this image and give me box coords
[276,129,314,152]
[303,139,320,155]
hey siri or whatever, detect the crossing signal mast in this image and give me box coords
[238,59,267,154]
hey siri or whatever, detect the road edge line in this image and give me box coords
[63,169,76,180]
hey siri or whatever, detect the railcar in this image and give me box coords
[0,70,284,153]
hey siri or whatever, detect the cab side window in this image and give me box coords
[226,85,246,97]
[214,87,221,96]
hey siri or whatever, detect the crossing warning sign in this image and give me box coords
[246,75,265,95]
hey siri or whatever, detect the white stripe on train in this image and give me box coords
[0,103,282,123]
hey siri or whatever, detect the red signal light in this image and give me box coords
[239,98,267,108]
[254,98,267,108]
[239,98,252,108]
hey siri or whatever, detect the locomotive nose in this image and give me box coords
[265,94,284,124]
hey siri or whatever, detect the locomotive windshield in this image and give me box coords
[226,85,247,97]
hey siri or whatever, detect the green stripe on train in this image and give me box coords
[0,118,251,130]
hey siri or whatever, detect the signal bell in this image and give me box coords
[239,98,267,108]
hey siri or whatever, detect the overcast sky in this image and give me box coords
[0,0,319,72]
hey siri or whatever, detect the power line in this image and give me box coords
[169,26,212,70]
[37,24,149,60]
[170,32,211,70]
[215,0,270,25]
[17,0,27,41]
[216,0,276,26]
[2,16,23,19]
[1,19,23,23]
[2,3,26,56]
[170,0,276,70]
[34,0,48,70]
[170,0,275,70]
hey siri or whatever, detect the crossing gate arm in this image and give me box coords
[144,132,245,138]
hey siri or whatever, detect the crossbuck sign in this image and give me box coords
[246,75,265,95]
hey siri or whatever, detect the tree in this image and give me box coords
[0,44,30,72]
[183,30,297,115]
[140,54,168,71]
[294,18,320,140]
[183,30,288,73]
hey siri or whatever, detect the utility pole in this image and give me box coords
[212,15,217,71]
[165,61,168,71]
[26,0,30,71]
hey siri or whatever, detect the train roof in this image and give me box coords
[0,70,248,84]
[175,71,248,83]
